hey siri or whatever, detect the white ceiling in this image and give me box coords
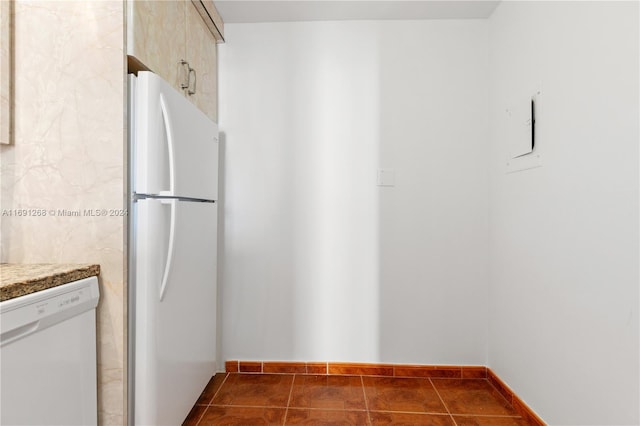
[215,1,501,23]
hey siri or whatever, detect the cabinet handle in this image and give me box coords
[187,67,197,96]
[179,59,190,90]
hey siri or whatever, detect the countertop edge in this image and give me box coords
[0,264,101,302]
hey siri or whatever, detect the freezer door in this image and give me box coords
[132,71,218,200]
[133,198,217,426]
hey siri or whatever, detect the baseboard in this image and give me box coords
[225,360,546,425]
[487,367,546,426]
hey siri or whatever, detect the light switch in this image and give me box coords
[507,99,533,159]
[506,89,539,160]
[377,169,395,187]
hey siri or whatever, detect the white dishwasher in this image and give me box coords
[0,276,100,426]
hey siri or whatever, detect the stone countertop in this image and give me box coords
[0,264,100,302]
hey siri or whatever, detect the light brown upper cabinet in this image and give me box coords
[127,0,224,122]
[185,3,218,121]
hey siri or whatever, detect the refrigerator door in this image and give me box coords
[132,71,218,201]
[133,198,217,426]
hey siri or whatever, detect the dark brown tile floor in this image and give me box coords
[183,373,533,425]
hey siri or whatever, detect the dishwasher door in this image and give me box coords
[0,276,100,426]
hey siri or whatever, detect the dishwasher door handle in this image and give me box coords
[0,320,40,347]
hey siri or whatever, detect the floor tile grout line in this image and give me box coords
[195,373,230,426]
[282,373,296,425]
[208,403,369,411]
[359,375,373,426]
[430,378,524,421]
[210,404,291,409]
[367,409,457,416]
[194,373,527,424]
[428,378,458,426]
[207,373,230,406]
[192,406,207,426]
[196,405,524,417]
[451,413,524,418]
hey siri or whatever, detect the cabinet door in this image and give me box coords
[185,2,218,122]
[128,0,186,93]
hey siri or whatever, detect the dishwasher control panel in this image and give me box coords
[0,277,99,347]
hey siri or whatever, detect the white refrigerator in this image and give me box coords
[128,71,218,426]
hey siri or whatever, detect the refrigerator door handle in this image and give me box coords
[159,95,175,197]
[159,199,176,301]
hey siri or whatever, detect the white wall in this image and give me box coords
[488,2,639,425]
[219,20,489,364]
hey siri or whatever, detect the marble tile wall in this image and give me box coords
[0,1,126,424]
[0,0,12,145]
